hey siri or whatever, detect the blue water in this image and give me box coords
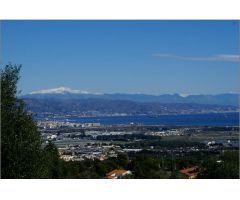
[50,112,239,126]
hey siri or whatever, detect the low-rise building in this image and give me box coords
[179,166,199,179]
[106,169,132,179]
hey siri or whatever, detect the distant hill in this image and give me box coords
[23,98,238,117]
[22,87,239,106]
[21,88,238,117]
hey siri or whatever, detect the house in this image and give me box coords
[179,166,199,179]
[106,169,132,179]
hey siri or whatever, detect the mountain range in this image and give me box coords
[22,87,239,106]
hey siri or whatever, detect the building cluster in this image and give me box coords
[205,139,239,148]
[57,141,144,162]
[58,143,123,161]
[40,127,194,143]
[37,121,100,129]
[144,128,201,137]
[38,121,239,163]
[145,129,184,137]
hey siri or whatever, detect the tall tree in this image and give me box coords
[43,142,62,178]
[1,64,46,178]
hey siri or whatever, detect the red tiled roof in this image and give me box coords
[106,169,128,177]
[180,166,199,178]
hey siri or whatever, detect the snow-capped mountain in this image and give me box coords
[22,87,239,106]
[29,87,102,95]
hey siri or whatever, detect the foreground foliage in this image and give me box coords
[1,64,60,178]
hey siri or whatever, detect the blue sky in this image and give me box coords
[1,20,239,95]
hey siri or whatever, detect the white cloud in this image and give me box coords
[154,53,240,62]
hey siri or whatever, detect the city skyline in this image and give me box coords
[1,20,239,95]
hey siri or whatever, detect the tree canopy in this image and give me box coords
[1,64,57,178]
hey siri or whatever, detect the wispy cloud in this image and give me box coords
[153,54,240,62]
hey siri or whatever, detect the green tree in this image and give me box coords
[198,150,239,179]
[43,142,62,178]
[1,64,46,178]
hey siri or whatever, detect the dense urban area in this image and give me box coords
[38,120,239,178]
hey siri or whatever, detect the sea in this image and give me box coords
[45,112,239,126]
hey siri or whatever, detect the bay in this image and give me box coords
[47,112,239,126]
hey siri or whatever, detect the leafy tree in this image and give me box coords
[43,142,62,178]
[1,64,46,178]
[198,150,239,179]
